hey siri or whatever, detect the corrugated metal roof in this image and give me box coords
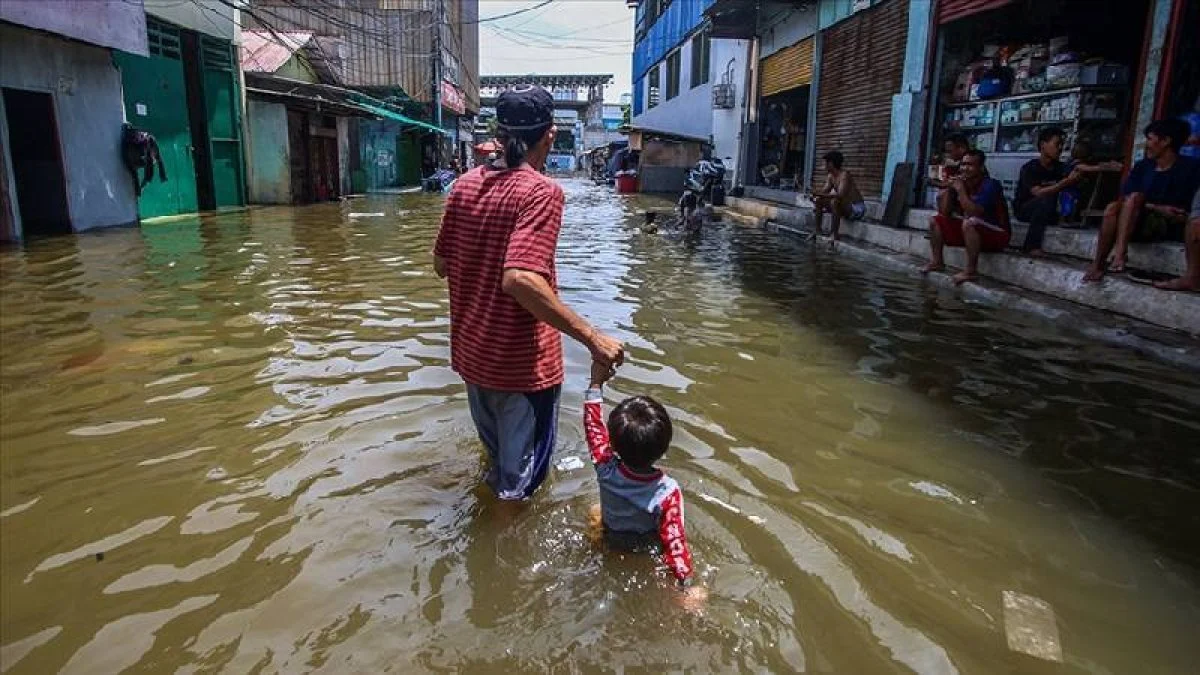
[241,30,314,74]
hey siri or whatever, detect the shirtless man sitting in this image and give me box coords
[810,150,866,248]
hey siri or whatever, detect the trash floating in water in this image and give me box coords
[1002,590,1063,662]
[348,212,385,218]
[555,456,585,472]
[908,480,965,505]
[696,493,765,525]
[738,352,755,361]
[205,467,229,481]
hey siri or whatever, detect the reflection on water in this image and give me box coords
[2,181,1199,673]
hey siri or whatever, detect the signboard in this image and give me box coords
[441,81,466,115]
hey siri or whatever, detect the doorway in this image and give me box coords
[1,88,70,237]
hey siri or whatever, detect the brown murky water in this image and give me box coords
[2,179,1199,673]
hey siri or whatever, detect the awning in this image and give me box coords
[244,73,446,133]
[704,0,758,39]
[625,125,709,145]
[938,0,1016,24]
[354,101,450,135]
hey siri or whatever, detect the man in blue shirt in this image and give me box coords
[921,149,1010,285]
[1084,119,1200,282]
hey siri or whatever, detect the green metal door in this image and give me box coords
[115,19,198,218]
[200,36,245,208]
[398,133,421,186]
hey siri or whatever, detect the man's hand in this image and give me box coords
[587,329,624,368]
[1162,205,1188,221]
[590,360,615,388]
[433,254,448,278]
[1148,204,1188,221]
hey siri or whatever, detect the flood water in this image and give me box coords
[2,178,1199,673]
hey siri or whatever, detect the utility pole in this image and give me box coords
[433,0,445,155]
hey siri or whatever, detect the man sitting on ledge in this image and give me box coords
[1153,187,1199,291]
[921,149,1010,285]
[1083,119,1200,282]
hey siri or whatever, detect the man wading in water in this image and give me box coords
[434,85,625,500]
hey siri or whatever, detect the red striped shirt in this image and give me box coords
[434,165,564,391]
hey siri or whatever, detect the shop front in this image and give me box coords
[754,37,814,190]
[927,0,1155,201]
[813,0,910,199]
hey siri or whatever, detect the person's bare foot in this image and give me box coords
[1027,248,1045,258]
[1082,265,1107,283]
[952,270,977,285]
[676,584,709,614]
[920,262,945,274]
[1110,257,1127,274]
[587,503,604,546]
[1154,276,1199,291]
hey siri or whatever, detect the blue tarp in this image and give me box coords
[355,101,449,136]
[632,0,714,82]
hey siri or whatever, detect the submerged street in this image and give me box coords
[2,179,1200,672]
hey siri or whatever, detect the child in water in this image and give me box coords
[584,361,708,609]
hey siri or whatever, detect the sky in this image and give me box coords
[477,1,636,102]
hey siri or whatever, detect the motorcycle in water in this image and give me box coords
[677,157,728,230]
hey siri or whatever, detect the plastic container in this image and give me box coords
[615,173,638,194]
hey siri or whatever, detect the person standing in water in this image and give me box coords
[433,85,624,500]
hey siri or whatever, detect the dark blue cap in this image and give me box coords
[496,85,554,131]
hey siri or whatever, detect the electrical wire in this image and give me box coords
[484,23,630,56]
[468,0,556,25]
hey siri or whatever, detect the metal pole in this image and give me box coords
[433,0,445,162]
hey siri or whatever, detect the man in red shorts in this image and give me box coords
[921,148,1010,285]
[433,85,624,501]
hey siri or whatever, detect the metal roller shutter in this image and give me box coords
[760,37,815,97]
[938,0,1016,24]
[813,0,909,198]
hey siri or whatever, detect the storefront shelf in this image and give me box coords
[945,124,994,131]
[1000,120,1066,127]
[942,85,1125,109]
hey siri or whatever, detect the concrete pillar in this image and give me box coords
[882,0,934,204]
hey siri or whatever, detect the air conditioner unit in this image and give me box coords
[712,83,736,109]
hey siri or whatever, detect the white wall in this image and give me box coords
[710,39,749,179]
[145,0,238,42]
[759,5,819,59]
[0,0,147,55]
[632,36,713,142]
[0,24,138,234]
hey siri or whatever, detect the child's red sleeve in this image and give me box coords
[584,389,613,465]
[657,487,695,584]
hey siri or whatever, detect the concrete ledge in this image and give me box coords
[742,186,886,220]
[905,208,1186,277]
[726,197,1200,337]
